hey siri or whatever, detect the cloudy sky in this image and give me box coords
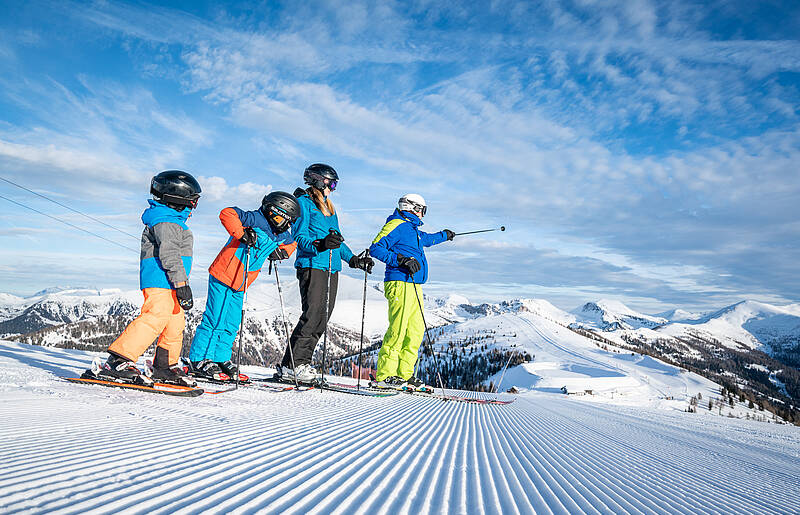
[0,0,798,313]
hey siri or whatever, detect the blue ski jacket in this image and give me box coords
[291,192,354,273]
[139,200,193,290]
[369,209,448,284]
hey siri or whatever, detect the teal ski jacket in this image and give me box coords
[291,191,354,273]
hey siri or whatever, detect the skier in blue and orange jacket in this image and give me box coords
[278,163,374,383]
[369,193,454,391]
[188,191,299,381]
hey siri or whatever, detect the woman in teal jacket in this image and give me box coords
[279,163,373,383]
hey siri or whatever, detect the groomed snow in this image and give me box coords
[1,341,798,514]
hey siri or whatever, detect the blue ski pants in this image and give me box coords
[188,275,244,363]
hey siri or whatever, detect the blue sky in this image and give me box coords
[0,0,798,313]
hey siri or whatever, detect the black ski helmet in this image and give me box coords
[261,190,301,233]
[303,163,339,192]
[150,170,201,209]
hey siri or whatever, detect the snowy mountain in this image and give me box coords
[655,308,708,323]
[657,300,800,355]
[429,296,576,326]
[1,341,798,514]
[572,299,669,330]
[0,288,141,334]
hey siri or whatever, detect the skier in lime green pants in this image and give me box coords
[368,194,454,390]
[378,281,425,382]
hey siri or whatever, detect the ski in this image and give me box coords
[250,376,316,391]
[65,376,204,397]
[326,380,419,394]
[191,376,252,386]
[253,376,397,397]
[333,381,512,403]
[191,376,306,393]
[317,383,399,397]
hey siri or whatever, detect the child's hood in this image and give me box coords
[141,199,191,228]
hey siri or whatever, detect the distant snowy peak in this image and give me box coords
[660,300,800,354]
[573,299,668,331]
[0,289,142,335]
[703,300,800,325]
[0,293,25,305]
[655,308,707,323]
[432,294,471,308]
[428,297,575,327]
[498,299,576,325]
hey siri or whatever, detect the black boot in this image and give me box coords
[190,359,228,381]
[97,353,153,386]
[217,360,249,382]
[151,347,196,387]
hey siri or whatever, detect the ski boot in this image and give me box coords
[405,376,433,393]
[371,376,407,390]
[146,347,196,387]
[217,360,250,383]
[293,364,320,384]
[94,353,154,386]
[151,364,197,387]
[190,359,230,382]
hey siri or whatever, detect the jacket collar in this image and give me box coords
[390,208,423,227]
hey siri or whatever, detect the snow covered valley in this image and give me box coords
[1,341,799,514]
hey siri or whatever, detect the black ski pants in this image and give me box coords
[282,267,339,367]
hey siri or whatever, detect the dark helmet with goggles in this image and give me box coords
[261,191,301,233]
[303,163,339,192]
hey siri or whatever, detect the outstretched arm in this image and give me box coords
[420,229,449,247]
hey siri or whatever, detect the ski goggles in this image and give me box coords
[408,201,426,217]
[267,206,295,228]
[161,193,200,209]
[325,178,337,191]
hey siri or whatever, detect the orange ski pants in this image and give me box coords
[107,288,185,365]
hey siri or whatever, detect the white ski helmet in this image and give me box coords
[398,193,427,217]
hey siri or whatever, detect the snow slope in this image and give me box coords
[1,341,798,514]
[440,311,718,408]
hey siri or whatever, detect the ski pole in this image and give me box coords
[410,276,447,394]
[234,247,251,390]
[453,226,505,236]
[320,230,336,388]
[357,249,369,391]
[274,262,300,389]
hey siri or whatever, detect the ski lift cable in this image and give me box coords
[0,176,140,240]
[0,193,139,253]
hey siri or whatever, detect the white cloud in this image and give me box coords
[198,176,271,204]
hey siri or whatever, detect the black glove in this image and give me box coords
[349,255,374,274]
[443,229,455,241]
[175,285,193,310]
[269,247,289,261]
[396,255,421,275]
[240,227,258,247]
[313,230,344,251]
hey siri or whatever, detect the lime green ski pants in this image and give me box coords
[376,280,424,381]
